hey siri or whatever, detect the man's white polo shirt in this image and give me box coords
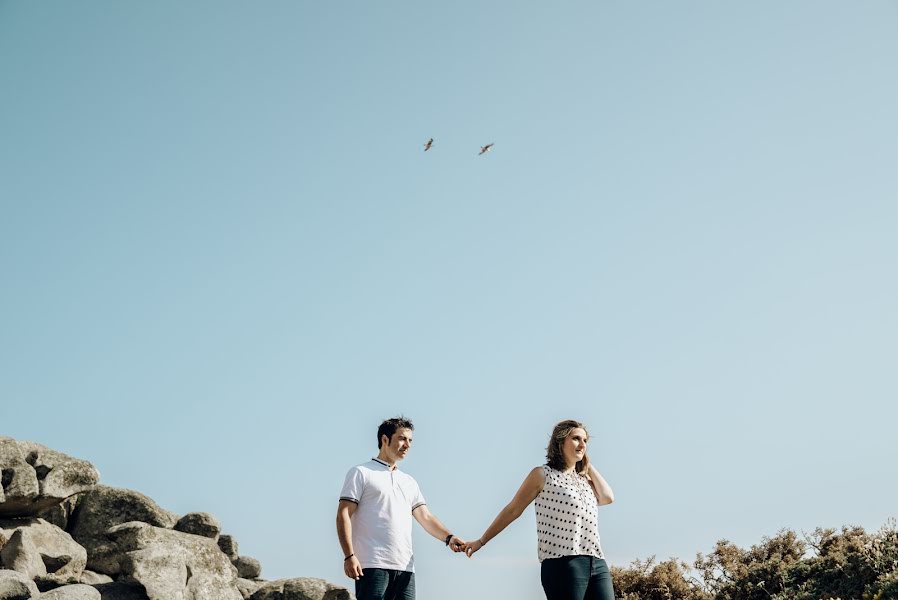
[339,458,426,572]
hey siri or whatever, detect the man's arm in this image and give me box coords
[336,500,363,579]
[412,505,466,552]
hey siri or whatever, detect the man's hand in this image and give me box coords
[343,555,363,580]
[448,535,467,553]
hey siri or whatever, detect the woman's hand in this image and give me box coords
[465,539,485,557]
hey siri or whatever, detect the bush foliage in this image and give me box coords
[612,520,898,600]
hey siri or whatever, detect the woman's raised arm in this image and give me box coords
[586,464,614,506]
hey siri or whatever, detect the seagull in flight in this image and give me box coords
[478,143,494,155]
[424,138,433,151]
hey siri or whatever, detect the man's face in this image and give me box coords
[383,427,413,462]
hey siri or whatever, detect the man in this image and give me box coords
[336,417,466,600]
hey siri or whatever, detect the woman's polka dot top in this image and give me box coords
[534,465,604,562]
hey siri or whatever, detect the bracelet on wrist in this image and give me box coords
[444,534,453,546]
[343,553,354,562]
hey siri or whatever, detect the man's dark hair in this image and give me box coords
[377,416,414,448]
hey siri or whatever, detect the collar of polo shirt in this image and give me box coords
[372,457,396,470]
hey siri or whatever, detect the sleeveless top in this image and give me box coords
[534,465,604,562]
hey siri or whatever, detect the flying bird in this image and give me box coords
[423,138,433,151]
[478,143,494,155]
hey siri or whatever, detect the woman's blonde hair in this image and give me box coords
[545,419,590,474]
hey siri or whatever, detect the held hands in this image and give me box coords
[465,538,485,557]
[343,555,363,580]
[447,535,467,553]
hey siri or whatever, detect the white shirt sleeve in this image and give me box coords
[410,478,426,511]
[339,467,365,504]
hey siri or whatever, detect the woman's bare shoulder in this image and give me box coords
[526,465,547,483]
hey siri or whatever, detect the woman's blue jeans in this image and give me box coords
[540,555,615,600]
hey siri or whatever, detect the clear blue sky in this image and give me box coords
[2,2,897,599]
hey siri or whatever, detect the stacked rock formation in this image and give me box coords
[0,437,352,600]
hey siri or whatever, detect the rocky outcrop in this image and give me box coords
[90,583,146,600]
[0,530,44,580]
[106,522,241,600]
[0,518,87,586]
[218,535,238,561]
[234,556,261,579]
[39,584,100,600]
[67,487,176,576]
[249,578,352,600]
[78,572,111,586]
[236,578,263,599]
[78,569,112,585]
[173,513,220,540]
[36,497,80,532]
[0,439,99,518]
[0,568,39,600]
[0,438,351,600]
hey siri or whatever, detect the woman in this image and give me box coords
[465,420,615,600]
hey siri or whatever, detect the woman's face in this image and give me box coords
[561,427,588,469]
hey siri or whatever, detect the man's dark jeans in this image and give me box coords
[355,568,415,600]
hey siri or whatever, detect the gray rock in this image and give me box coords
[236,579,262,600]
[90,583,146,600]
[173,513,220,540]
[0,569,40,600]
[0,439,99,518]
[0,442,39,514]
[233,556,261,579]
[218,535,238,561]
[35,497,80,532]
[77,546,118,581]
[0,519,86,585]
[67,487,176,576]
[38,585,100,600]
[106,522,240,600]
[249,578,353,600]
[0,530,46,579]
[77,573,111,586]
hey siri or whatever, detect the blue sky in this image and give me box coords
[2,2,897,599]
